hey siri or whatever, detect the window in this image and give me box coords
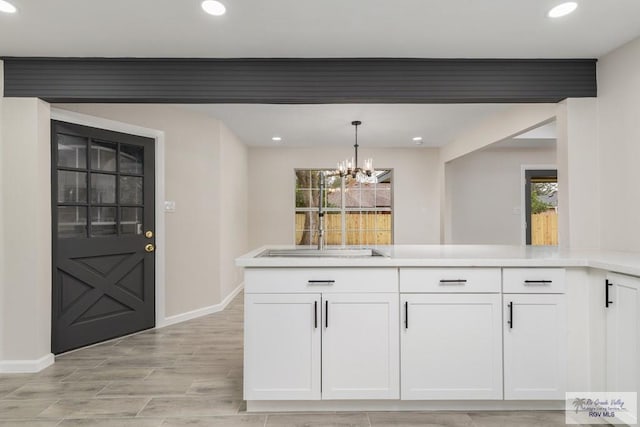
[295,169,393,246]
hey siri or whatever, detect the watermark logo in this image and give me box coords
[566,392,637,425]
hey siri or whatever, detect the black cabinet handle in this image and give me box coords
[314,301,318,328]
[606,279,614,308]
[308,280,335,285]
[325,300,329,328]
[405,301,409,329]
[439,279,467,284]
[524,280,553,284]
[508,302,513,329]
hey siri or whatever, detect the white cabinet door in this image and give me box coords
[401,294,503,400]
[322,293,399,399]
[503,294,567,400]
[606,273,640,394]
[244,293,321,400]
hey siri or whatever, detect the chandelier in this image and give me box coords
[337,121,376,183]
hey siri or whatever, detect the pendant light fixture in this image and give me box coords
[337,121,376,183]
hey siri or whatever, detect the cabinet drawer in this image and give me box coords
[503,268,565,294]
[245,268,398,293]
[400,268,500,293]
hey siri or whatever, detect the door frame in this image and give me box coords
[51,108,167,327]
[520,165,557,245]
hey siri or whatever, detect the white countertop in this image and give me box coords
[236,245,640,277]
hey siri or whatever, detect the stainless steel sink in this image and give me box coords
[257,248,387,258]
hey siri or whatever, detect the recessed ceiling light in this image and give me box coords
[0,0,17,14]
[548,2,578,18]
[272,136,282,142]
[201,0,226,16]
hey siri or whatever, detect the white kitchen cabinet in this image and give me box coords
[503,294,567,400]
[401,294,503,400]
[244,293,321,400]
[322,293,399,399]
[605,273,640,395]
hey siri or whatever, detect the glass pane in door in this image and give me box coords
[120,144,144,174]
[91,141,117,172]
[58,206,87,238]
[91,173,116,204]
[121,207,143,235]
[120,176,143,204]
[57,134,87,169]
[58,171,87,203]
[90,207,117,236]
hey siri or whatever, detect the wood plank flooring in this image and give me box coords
[0,292,597,426]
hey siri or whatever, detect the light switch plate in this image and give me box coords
[164,201,176,212]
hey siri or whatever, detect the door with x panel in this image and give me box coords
[52,120,155,354]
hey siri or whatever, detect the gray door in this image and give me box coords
[52,120,155,354]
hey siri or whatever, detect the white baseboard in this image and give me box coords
[247,400,566,413]
[157,282,244,328]
[0,353,55,373]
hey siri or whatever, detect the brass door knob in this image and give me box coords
[145,244,155,253]
[145,230,154,238]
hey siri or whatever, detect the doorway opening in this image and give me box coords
[525,169,558,246]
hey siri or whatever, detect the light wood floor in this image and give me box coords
[0,292,596,426]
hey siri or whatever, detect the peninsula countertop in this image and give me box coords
[236,244,640,277]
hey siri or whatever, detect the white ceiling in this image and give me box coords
[1,0,639,58]
[181,103,513,147]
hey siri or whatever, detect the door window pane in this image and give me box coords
[121,207,143,235]
[58,206,87,238]
[58,171,87,203]
[91,207,117,236]
[120,176,143,205]
[91,173,116,204]
[58,134,87,169]
[91,141,117,172]
[120,144,144,175]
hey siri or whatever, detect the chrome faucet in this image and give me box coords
[318,171,325,251]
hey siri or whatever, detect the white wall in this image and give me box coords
[597,36,640,252]
[55,104,248,317]
[0,98,52,364]
[219,123,249,300]
[248,147,440,247]
[447,146,556,244]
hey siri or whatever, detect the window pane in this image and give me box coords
[376,185,391,208]
[295,170,312,189]
[91,173,116,204]
[58,134,87,169]
[121,207,143,235]
[120,144,144,175]
[58,206,87,238]
[91,207,117,236]
[58,171,87,203]
[120,176,143,205]
[91,141,117,172]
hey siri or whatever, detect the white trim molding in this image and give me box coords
[0,353,54,373]
[158,282,244,328]
[50,108,167,326]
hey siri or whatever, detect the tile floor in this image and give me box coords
[0,293,599,426]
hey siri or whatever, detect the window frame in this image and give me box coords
[294,168,394,246]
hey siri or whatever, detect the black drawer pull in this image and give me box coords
[524,280,552,284]
[439,279,467,284]
[314,301,318,328]
[325,300,329,328]
[308,280,335,285]
[405,301,409,329]
[606,279,613,308]
[508,302,513,329]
